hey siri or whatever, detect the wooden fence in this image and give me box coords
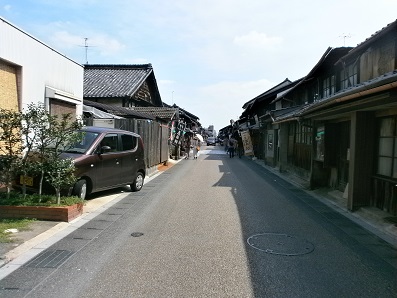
[85,118,170,170]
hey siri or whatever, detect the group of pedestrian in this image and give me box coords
[184,134,200,160]
[184,133,243,160]
[225,135,243,158]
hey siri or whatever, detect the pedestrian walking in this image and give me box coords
[192,136,200,159]
[228,137,236,158]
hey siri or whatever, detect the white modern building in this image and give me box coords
[0,17,83,116]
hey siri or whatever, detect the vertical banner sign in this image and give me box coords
[241,130,253,155]
[171,121,185,146]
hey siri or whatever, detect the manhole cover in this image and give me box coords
[247,233,314,256]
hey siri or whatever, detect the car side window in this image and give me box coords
[100,133,119,152]
[121,134,137,151]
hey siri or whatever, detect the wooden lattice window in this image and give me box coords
[377,117,397,178]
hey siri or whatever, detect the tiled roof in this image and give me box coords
[132,107,177,120]
[340,19,396,61]
[274,47,352,105]
[84,64,153,98]
[243,78,293,108]
[163,102,200,121]
[84,100,156,120]
[240,78,302,119]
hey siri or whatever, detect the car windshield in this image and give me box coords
[63,131,99,154]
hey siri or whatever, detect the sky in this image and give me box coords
[1,1,397,132]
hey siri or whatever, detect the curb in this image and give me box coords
[0,158,182,278]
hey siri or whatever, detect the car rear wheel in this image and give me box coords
[73,179,87,200]
[130,172,144,192]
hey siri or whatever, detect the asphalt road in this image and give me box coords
[0,147,396,297]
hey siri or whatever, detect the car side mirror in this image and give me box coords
[100,145,111,154]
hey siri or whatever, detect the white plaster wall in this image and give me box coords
[0,17,83,115]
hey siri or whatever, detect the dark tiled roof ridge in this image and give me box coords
[84,63,153,69]
[275,47,352,103]
[242,78,293,109]
[354,19,396,48]
[340,19,397,60]
[133,106,177,111]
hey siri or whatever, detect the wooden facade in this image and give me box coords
[84,117,169,173]
[239,20,397,215]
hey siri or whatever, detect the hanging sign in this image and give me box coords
[241,130,253,155]
[171,121,186,146]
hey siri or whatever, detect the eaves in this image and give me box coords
[273,70,397,123]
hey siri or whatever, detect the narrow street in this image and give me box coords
[0,146,396,297]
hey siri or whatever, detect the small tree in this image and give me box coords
[45,158,77,203]
[43,112,83,204]
[0,103,83,204]
[20,103,51,198]
[0,108,22,199]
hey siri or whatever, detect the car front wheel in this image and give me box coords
[73,179,87,200]
[130,172,144,192]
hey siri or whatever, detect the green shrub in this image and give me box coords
[0,192,84,207]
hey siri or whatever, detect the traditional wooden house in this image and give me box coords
[83,63,202,165]
[272,47,352,181]
[240,78,301,162]
[164,103,201,131]
[84,64,162,108]
[273,20,397,215]
[83,65,169,173]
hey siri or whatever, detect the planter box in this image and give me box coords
[0,203,83,222]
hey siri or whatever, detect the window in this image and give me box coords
[377,117,397,178]
[295,121,312,145]
[69,131,99,153]
[322,75,336,98]
[121,134,137,151]
[340,64,358,90]
[101,134,119,152]
[315,126,325,161]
